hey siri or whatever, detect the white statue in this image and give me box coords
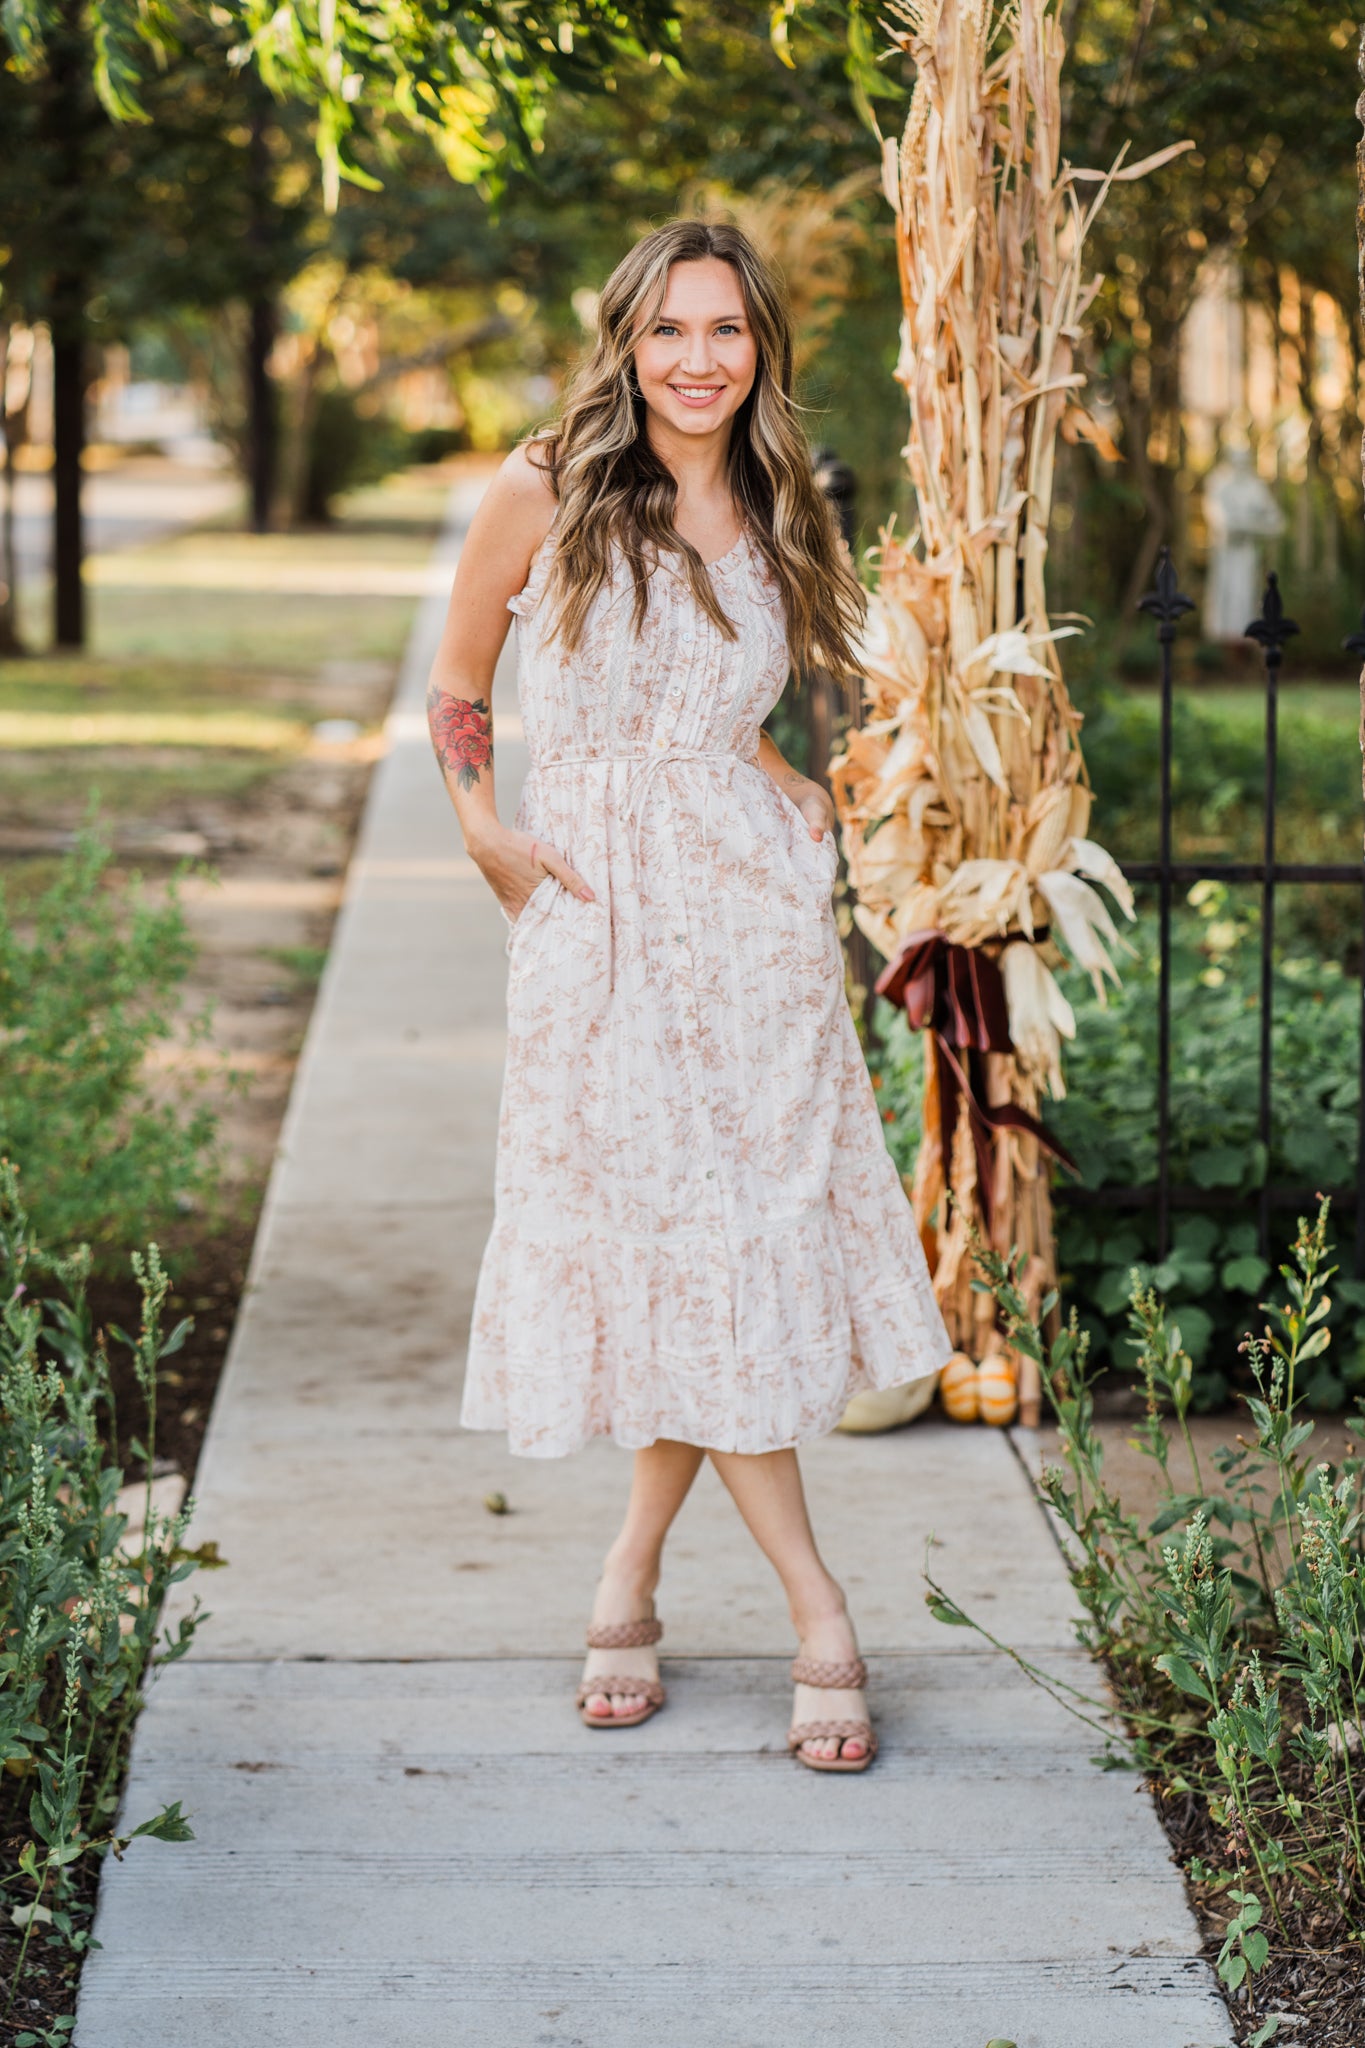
[1203,443,1284,641]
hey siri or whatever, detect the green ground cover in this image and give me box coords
[1,471,445,849]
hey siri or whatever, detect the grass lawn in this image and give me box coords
[1,468,450,847]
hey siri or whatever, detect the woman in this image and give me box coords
[427,220,951,1772]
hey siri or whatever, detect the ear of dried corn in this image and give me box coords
[832,0,1183,1366]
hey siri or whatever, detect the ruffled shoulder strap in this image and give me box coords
[507,516,559,619]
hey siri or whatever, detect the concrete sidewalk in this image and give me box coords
[75,483,1232,2048]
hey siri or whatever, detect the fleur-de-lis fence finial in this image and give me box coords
[1137,546,1196,643]
[1245,572,1299,671]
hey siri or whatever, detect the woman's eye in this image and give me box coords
[655,323,678,335]
[716,323,740,335]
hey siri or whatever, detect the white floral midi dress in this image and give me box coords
[461,526,953,1457]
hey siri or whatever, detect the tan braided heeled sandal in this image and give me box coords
[787,1655,878,1774]
[575,1617,666,1729]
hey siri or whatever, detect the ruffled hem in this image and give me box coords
[460,1153,954,1458]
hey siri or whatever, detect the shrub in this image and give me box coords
[1049,883,1364,1407]
[928,1205,1365,2033]
[0,1161,209,2004]
[0,834,221,1270]
[302,387,411,523]
[866,884,1365,1407]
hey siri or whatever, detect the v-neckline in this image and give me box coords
[699,529,747,572]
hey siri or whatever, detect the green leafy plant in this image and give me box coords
[866,885,1365,1406]
[1050,883,1365,1405]
[0,831,222,1269]
[1216,1886,1269,1995]
[925,1201,1365,2025]
[0,1159,208,2013]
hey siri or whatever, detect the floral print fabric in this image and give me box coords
[461,529,953,1457]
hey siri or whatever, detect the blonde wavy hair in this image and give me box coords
[535,219,865,678]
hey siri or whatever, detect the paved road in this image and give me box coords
[11,463,241,582]
[74,482,1232,2048]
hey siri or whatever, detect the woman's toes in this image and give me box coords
[841,1736,866,1760]
[584,1690,614,1718]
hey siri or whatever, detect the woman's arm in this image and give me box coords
[756,728,836,842]
[426,443,595,916]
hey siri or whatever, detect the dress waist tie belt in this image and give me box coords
[537,749,740,992]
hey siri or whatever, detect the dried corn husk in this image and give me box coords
[832,0,1183,1346]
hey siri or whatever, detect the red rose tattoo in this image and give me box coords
[427,687,492,790]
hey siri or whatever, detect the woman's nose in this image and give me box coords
[679,335,715,375]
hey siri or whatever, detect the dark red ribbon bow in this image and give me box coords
[874,928,1078,1225]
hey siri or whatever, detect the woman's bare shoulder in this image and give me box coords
[452,438,559,609]
[479,438,559,544]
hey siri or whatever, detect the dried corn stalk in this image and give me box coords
[831,0,1187,1372]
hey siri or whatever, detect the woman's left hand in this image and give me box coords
[791,778,836,843]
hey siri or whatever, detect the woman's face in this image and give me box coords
[632,257,759,442]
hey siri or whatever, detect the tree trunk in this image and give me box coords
[45,0,88,650]
[0,327,25,658]
[245,98,278,533]
[1357,33,1365,836]
[50,318,85,649]
[246,293,277,534]
[1117,379,1168,613]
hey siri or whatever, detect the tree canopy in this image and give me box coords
[1,0,685,205]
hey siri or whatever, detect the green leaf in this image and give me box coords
[157,1316,193,1358]
[1248,2018,1280,2048]
[1172,1215,1220,1257]
[1303,1365,1345,1412]
[1242,1929,1269,1972]
[1221,1253,1269,1292]
[1218,1951,1247,1990]
[1190,1145,1251,1189]
[1173,1304,1214,1364]
[1154,1653,1214,1705]
[125,1800,195,1846]
[1148,1494,1207,1537]
[923,1592,972,1628]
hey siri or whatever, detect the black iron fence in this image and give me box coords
[1052,548,1365,1278]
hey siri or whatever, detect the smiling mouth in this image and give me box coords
[668,385,724,402]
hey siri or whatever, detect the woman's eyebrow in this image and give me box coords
[655,309,749,324]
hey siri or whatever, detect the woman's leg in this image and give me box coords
[581,1437,705,1721]
[708,1446,868,1763]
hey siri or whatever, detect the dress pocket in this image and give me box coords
[504,873,560,957]
[802,828,839,896]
